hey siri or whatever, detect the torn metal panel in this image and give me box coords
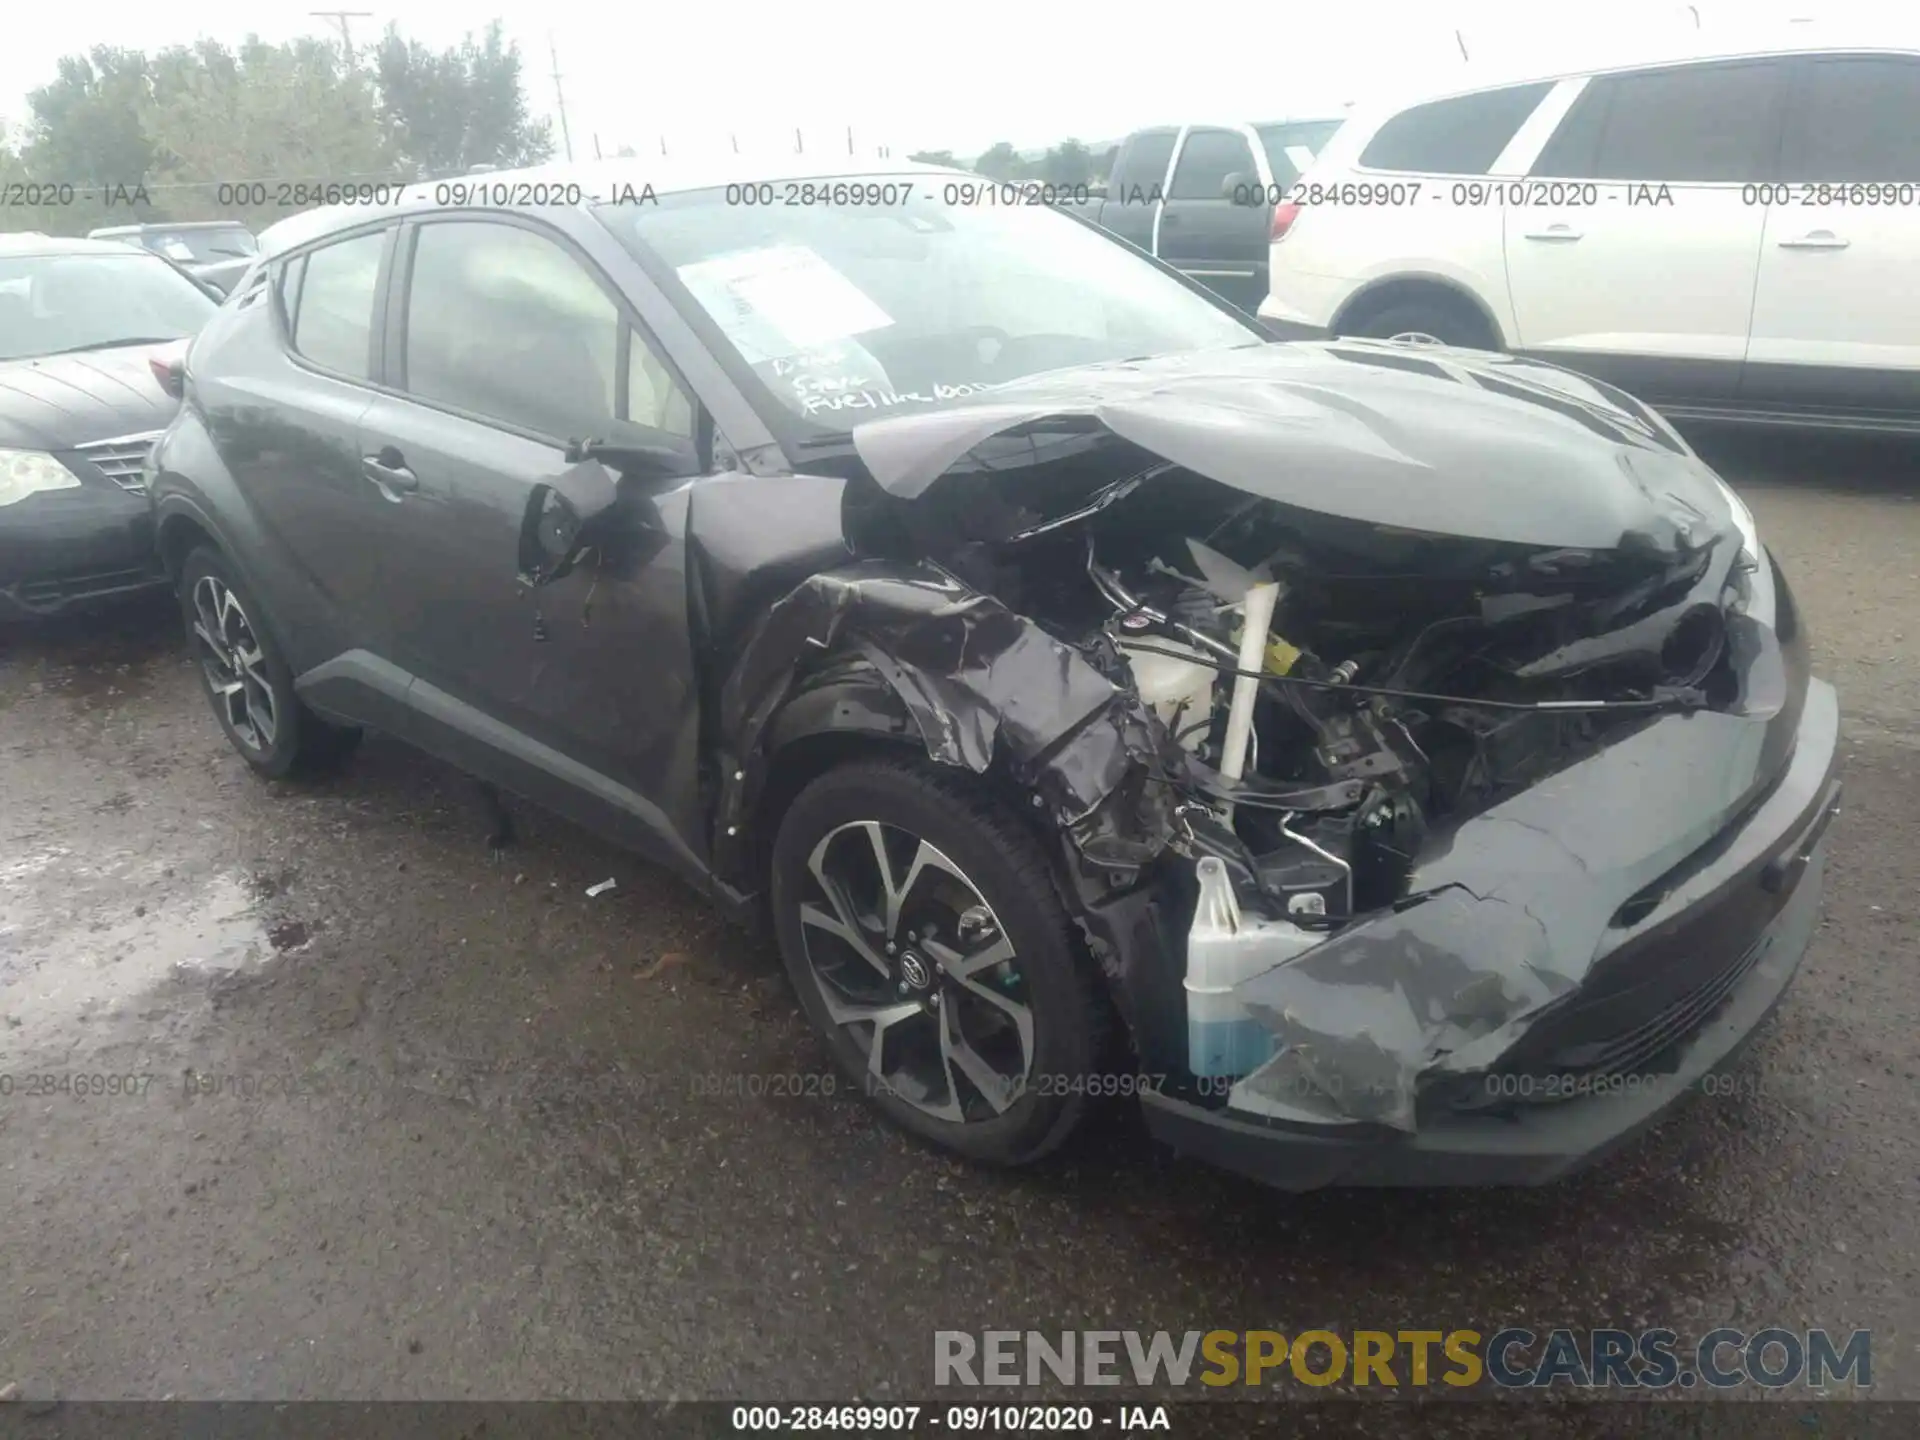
[849,342,1735,553]
[714,559,1179,886]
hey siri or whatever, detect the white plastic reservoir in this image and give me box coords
[1185,855,1319,1078]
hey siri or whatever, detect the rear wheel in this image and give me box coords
[770,759,1105,1166]
[179,546,360,780]
[1344,297,1496,351]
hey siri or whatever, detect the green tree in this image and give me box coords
[908,149,957,167]
[21,48,155,195]
[0,135,69,233]
[141,38,396,230]
[972,142,1025,181]
[372,21,554,176]
[1039,138,1093,188]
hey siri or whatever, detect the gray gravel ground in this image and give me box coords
[0,430,1915,1404]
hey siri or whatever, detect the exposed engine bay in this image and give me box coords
[833,406,1749,1088]
[861,440,1741,916]
[1083,503,1731,920]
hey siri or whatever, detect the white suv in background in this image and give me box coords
[1259,38,1920,433]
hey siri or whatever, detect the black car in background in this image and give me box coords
[88,221,260,293]
[0,234,216,620]
[148,158,1838,1190]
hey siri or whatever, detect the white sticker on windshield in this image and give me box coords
[1284,146,1318,174]
[677,245,893,362]
[160,240,196,261]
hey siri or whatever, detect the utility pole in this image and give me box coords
[311,10,373,67]
[549,32,574,162]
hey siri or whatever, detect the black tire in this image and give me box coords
[178,545,361,780]
[1343,297,1496,351]
[771,758,1106,1166]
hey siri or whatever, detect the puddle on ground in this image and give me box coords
[0,858,307,1031]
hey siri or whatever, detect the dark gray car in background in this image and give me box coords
[147,157,1839,1190]
[88,220,260,294]
[1,233,215,620]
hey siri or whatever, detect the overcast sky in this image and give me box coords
[0,0,1903,163]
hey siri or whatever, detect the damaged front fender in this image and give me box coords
[710,559,1181,896]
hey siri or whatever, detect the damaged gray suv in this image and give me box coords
[149,157,1841,1189]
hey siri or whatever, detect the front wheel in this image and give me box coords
[1344,298,1496,351]
[770,759,1107,1166]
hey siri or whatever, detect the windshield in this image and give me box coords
[142,227,259,264]
[0,252,218,361]
[595,178,1258,426]
[1255,121,1345,185]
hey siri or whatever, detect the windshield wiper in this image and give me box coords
[38,337,182,357]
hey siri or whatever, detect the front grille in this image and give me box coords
[74,431,162,492]
[1462,933,1771,1111]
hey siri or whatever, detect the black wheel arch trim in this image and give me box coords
[707,561,1188,1052]
[153,492,239,585]
[155,493,302,671]
[1330,271,1508,349]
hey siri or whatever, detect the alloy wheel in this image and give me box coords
[797,820,1035,1122]
[190,574,278,754]
[1387,330,1446,346]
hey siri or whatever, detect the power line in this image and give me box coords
[310,11,373,66]
[548,32,573,163]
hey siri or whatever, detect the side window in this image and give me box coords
[285,229,386,380]
[629,343,694,436]
[1359,82,1553,174]
[1169,129,1259,199]
[1256,121,1344,188]
[1781,55,1920,182]
[1532,61,1788,182]
[1110,131,1177,194]
[401,220,692,442]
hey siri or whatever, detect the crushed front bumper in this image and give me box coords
[1141,677,1842,1190]
[0,481,167,621]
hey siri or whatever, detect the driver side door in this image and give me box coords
[354,213,710,870]
[1157,126,1272,312]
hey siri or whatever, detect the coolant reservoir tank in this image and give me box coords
[1118,640,1216,750]
[1186,856,1319,1079]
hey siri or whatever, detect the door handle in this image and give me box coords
[1777,230,1850,250]
[1523,223,1583,242]
[362,449,417,496]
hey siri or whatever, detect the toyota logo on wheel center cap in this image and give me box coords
[898,952,932,990]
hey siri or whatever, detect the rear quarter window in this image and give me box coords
[282,229,388,380]
[1358,82,1554,174]
[1530,60,1790,184]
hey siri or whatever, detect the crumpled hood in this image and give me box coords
[849,340,1736,554]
